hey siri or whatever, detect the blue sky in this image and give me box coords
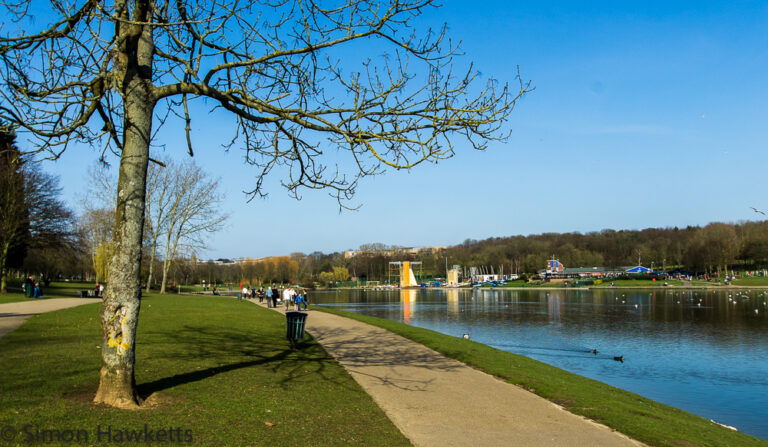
[42,1,768,259]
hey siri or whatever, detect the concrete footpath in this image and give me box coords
[250,298,642,447]
[0,298,101,339]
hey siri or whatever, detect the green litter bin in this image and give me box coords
[286,312,308,348]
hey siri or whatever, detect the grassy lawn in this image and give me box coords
[690,279,724,287]
[730,276,768,287]
[315,307,766,447]
[0,280,96,304]
[0,295,410,446]
[591,279,685,288]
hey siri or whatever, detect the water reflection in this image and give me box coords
[401,288,416,324]
[313,288,768,441]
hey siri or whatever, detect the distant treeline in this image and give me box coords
[437,221,768,277]
[173,221,768,286]
[336,221,768,282]
[24,220,767,288]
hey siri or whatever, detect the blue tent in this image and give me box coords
[625,266,653,274]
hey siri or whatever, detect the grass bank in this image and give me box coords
[730,276,768,287]
[315,307,766,447]
[0,295,409,446]
[590,279,685,288]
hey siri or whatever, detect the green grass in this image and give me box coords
[0,295,410,446]
[690,279,724,287]
[730,276,768,287]
[315,307,766,447]
[591,279,685,287]
[0,280,95,303]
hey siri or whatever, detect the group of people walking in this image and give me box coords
[282,287,308,311]
[237,285,309,311]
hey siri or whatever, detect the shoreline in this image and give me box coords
[321,284,768,291]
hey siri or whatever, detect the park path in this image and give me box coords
[248,298,642,447]
[0,298,101,339]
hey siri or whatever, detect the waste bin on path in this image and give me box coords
[286,312,308,349]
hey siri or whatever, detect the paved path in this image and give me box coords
[248,298,642,447]
[0,298,101,339]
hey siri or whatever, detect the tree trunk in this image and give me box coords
[159,227,175,294]
[160,258,169,294]
[94,4,154,409]
[145,241,157,293]
[0,242,9,294]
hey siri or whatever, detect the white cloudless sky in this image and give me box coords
[40,1,768,259]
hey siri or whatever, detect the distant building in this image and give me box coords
[540,259,654,278]
[344,246,448,259]
[475,274,503,282]
[447,268,460,285]
[546,258,565,274]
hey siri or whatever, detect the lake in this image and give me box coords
[311,287,768,441]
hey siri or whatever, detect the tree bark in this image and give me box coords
[0,242,8,294]
[159,225,177,294]
[145,241,157,293]
[94,1,154,408]
[160,259,169,294]
[93,102,151,407]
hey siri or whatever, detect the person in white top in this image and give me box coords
[283,287,292,310]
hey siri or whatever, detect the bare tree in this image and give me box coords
[158,160,226,293]
[84,163,118,211]
[144,158,173,292]
[1,0,528,408]
[78,164,117,282]
[78,207,116,282]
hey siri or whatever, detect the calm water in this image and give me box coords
[312,288,768,441]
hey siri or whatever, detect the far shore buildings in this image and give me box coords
[344,246,448,259]
[541,258,653,279]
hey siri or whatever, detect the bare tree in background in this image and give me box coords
[158,160,226,293]
[144,159,173,292]
[1,0,529,408]
[84,163,118,211]
[79,207,116,282]
[85,157,225,292]
[85,159,170,291]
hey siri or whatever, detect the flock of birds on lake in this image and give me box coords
[605,290,768,315]
[530,288,768,365]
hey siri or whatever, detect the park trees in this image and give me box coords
[0,125,27,293]
[1,125,76,291]
[86,158,225,292]
[0,0,526,408]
